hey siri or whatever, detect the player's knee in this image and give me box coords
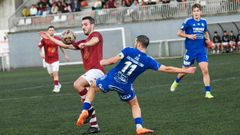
[201,68,209,75]
[73,80,84,91]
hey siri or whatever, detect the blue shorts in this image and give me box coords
[183,49,208,66]
[96,75,136,102]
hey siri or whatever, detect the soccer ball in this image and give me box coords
[61,29,76,45]
[205,40,214,49]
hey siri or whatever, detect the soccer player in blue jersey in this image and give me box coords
[76,35,196,134]
[170,3,214,99]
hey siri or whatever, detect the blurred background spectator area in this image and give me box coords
[6,0,240,32]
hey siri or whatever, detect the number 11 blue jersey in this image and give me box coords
[96,47,161,101]
[108,47,161,85]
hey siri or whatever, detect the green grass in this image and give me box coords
[0,53,240,135]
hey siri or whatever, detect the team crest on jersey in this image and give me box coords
[193,24,196,26]
[48,47,56,53]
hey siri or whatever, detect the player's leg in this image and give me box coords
[76,81,101,127]
[198,62,214,99]
[170,52,194,92]
[127,97,154,134]
[51,61,61,93]
[222,42,227,53]
[46,62,58,92]
[73,76,89,100]
[74,69,104,132]
[237,42,240,52]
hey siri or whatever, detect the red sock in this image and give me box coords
[54,80,59,86]
[79,88,88,96]
[79,88,88,102]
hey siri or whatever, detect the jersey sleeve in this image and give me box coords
[90,32,102,44]
[204,20,208,33]
[118,47,129,59]
[148,57,161,71]
[72,40,83,49]
[180,18,189,31]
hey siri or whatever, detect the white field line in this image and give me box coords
[0,76,237,102]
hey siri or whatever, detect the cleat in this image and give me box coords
[170,81,179,92]
[84,108,95,124]
[52,83,61,93]
[205,92,214,99]
[82,127,100,134]
[136,128,154,135]
[52,87,60,93]
[76,110,89,127]
[58,83,62,89]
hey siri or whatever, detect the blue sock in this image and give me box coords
[175,77,181,83]
[205,86,211,92]
[135,117,143,128]
[82,101,91,110]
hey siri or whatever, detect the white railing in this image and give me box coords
[149,38,185,58]
[8,0,240,32]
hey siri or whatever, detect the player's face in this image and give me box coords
[82,19,93,35]
[47,28,55,36]
[192,7,201,20]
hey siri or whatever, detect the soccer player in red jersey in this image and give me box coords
[40,16,103,134]
[38,26,69,93]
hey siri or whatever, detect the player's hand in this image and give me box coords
[39,32,50,39]
[79,43,86,49]
[205,39,214,49]
[187,34,196,40]
[185,67,196,74]
[40,52,45,59]
[100,59,105,66]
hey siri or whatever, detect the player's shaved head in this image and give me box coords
[82,16,95,24]
[136,35,149,48]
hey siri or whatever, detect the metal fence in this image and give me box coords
[8,0,240,32]
[148,38,185,58]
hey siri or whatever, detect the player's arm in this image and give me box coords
[100,54,122,66]
[39,47,45,59]
[38,40,45,59]
[40,32,76,50]
[177,30,196,40]
[158,65,196,74]
[204,32,211,41]
[79,37,99,48]
[60,47,70,61]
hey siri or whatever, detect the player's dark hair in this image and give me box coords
[214,31,218,33]
[192,3,202,11]
[136,35,149,48]
[48,25,55,30]
[82,16,95,24]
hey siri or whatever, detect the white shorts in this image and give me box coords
[229,41,236,45]
[222,42,229,46]
[81,69,104,85]
[45,61,59,74]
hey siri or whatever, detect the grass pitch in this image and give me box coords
[0,53,240,135]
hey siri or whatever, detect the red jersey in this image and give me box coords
[38,36,60,64]
[73,32,104,72]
